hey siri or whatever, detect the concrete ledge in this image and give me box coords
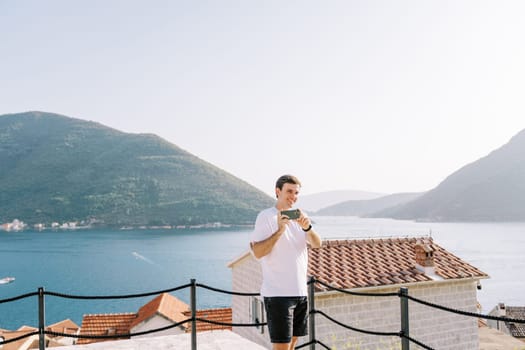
[59,330,268,350]
[54,327,525,350]
[479,327,525,350]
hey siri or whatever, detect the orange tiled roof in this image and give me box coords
[0,329,38,350]
[0,326,66,350]
[77,313,136,345]
[183,307,232,332]
[46,318,80,337]
[308,237,488,291]
[130,292,190,329]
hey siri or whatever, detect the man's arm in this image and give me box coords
[251,213,288,259]
[250,228,284,259]
[306,228,322,248]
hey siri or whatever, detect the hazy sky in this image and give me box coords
[2,1,524,196]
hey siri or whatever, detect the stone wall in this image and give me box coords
[315,281,479,350]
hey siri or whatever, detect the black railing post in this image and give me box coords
[308,275,316,350]
[190,279,197,350]
[38,287,46,350]
[400,287,410,350]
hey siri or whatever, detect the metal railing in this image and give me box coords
[1,276,524,350]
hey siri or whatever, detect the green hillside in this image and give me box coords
[0,111,274,227]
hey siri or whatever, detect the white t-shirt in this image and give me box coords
[250,207,308,297]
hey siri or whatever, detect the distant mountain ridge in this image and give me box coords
[297,190,385,212]
[372,128,525,221]
[314,192,423,217]
[0,111,274,227]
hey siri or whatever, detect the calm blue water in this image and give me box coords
[0,228,250,329]
[1,217,524,330]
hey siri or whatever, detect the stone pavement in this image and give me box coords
[59,330,268,350]
[479,327,525,350]
[58,328,525,350]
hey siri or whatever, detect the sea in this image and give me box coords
[1,216,524,330]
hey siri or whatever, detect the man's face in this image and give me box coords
[276,183,300,209]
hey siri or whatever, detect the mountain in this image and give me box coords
[373,129,525,221]
[314,192,422,216]
[296,190,385,212]
[0,111,274,227]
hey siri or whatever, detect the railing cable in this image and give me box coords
[0,291,39,304]
[406,294,525,323]
[314,310,400,338]
[0,331,39,345]
[401,333,435,350]
[45,318,193,340]
[296,339,331,349]
[194,317,267,328]
[196,282,259,296]
[44,283,192,300]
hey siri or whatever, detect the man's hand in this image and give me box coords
[296,210,311,231]
[277,211,290,232]
[297,210,322,249]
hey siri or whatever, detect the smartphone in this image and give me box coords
[281,209,301,220]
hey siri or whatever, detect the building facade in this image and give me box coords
[229,237,488,350]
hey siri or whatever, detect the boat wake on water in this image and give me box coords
[132,252,157,266]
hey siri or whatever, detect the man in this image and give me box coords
[250,175,322,350]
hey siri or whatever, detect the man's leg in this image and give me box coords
[265,297,294,349]
[289,336,299,349]
[272,342,292,350]
[290,297,308,350]
[271,335,298,349]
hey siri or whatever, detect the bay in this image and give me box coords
[1,217,524,330]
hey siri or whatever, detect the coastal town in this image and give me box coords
[0,219,237,232]
[0,219,88,232]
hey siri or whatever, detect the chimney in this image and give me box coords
[414,239,440,277]
[498,303,506,316]
[415,239,435,267]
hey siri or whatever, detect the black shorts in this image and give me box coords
[264,296,308,343]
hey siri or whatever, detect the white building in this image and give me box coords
[487,303,525,342]
[229,237,489,350]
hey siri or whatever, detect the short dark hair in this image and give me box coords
[275,174,302,191]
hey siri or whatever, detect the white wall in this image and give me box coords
[231,254,272,349]
[314,281,479,350]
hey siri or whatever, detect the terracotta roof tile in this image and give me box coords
[77,313,136,345]
[183,308,232,332]
[308,237,488,292]
[130,292,190,329]
[46,318,80,337]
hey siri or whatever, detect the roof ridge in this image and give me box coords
[83,312,136,317]
[322,236,432,246]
